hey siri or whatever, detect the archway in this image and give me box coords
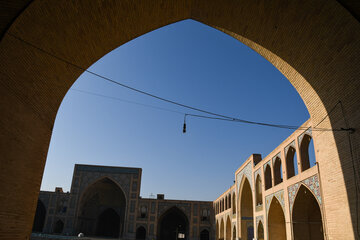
[200,229,210,240]
[240,178,254,240]
[136,226,146,240]
[268,197,286,240]
[53,219,64,234]
[216,221,219,240]
[273,157,283,185]
[220,219,224,240]
[157,206,189,240]
[32,200,46,232]
[232,226,236,240]
[96,208,120,238]
[257,221,264,240]
[300,134,316,172]
[77,177,126,237]
[286,146,298,179]
[0,2,359,239]
[255,175,262,206]
[226,216,231,240]
[264,165,272,190]
[232,193,236,214]
[292,185,324,240]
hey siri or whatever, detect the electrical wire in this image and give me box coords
[6,32,351,132]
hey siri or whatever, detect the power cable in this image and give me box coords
[6,32,352,132]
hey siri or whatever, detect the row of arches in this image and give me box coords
[215,192,236,215]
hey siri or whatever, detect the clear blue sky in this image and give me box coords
[41,20,309,201]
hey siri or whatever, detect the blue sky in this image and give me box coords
[41,20,309,201]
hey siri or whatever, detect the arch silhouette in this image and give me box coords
[257,221,264,240]
[76,177,126,237]
[255,175,262,206]
[273,157,283,185]
[226,216,231,240]
[232,225,236,240]
[300,134,316,172]
[286,146,298,179]
[220,219,224,240]
[0,2,359,239]
[292,185,324,240]
[157,206,189,240]
[264,165,272,190]
[200,229,209,240]
[268,197,286,240]
[136,226,146,240]
[239,178,254,240]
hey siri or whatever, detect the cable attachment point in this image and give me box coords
[183,114,187,133]
[341,128,355,134]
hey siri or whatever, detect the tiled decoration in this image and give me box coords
[256,215,264,227]
[298,127,312,146]
[288,174,321,213]
[265,190,285,214]
[236,162,253,191]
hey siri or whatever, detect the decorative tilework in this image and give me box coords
[288,174,321,213]
[272,152,281,165]
[265,190,285,214]
[236,162,253,191]
[285,140,296,156]
[256,215,264,227]
[298,127,312,146]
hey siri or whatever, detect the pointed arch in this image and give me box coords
[268,197,286,240]
[157,206,189,240]
[220,218,225,240]
[300,134,316,172]
[257,221,264,240]
[292,185,324,240]
[273,157,283,185]
[286,146,298,179]
[136,226,146,240]
[228,193,231,209]
[255,175,262,206]
[232,193,236,214]
[216,220,220,240]
[226,216,231,240]
[32,199,46,232]
[239,177,254,240]
[232,225,236,240]
[76,177,126,237]
[53,219,64,234]
[200,228,210,240]
[264,165,272,190]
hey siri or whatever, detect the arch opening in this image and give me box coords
[292,185,324,240]
[286,146,298,179]
[257,221,264,240]
[220,219,224,240]
[255,175,262,206]
[268,197,286,240]
[240,178,254,240]
[200,229,209,240]
[76,177,126,237]
[136,226,146,240]
[157,206,189,240]
[53,219,64,234]
[226,216,231,240]
[300,134,316,172]
[32,200,46,233]
[274,157,283,185]
[232,226,236,240]
[232,193,236,214]
[264,165,272,190]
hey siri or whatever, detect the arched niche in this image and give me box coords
[286,146,298,179]
[220,219,224,240]
[157,206,189,240]
[239,177,254,240]
[232,193,236,214]
[300,134,316,172]
[264,165,272,190]
[136,226,146,240]
[273,157,283,185]
[268,197,286,240]
[292,185,324,240]
[257,221,264,240]
[255,175,263,206]
[200,229,209,240]
[226,216,231,240]
[76,177,126,238]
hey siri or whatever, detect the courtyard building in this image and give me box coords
[31,165,214,240]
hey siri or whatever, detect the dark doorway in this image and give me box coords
[136,226,146,240]
[200,229,209,240]
[158,207,189,240]
[77,177,126,237]
[32,200,46,232]
[53,220,64,234]
[292,185,324,240]
[96,208,120,238]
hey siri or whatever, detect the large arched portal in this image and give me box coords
[268,197,286,240]
[32,200,46,232]
[157,207,189,240]
[239,178,254,240]
[0,2,359,239]
[76,177,126,238]
[292,185,324,240]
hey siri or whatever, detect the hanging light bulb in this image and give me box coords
[183,114,187,133]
